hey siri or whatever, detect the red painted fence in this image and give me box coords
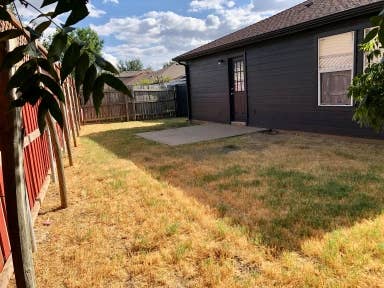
[0,16,81,279]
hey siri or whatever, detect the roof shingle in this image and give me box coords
[174,0,384,61]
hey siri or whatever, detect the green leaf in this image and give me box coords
[22,85,43,105]
[0,8,12,22]
[53,0,72,17]
[1,45,27,70]
[29,12,55,23]
[95,55,119,74]
[25,27,40,41]
[37,98,49,134]
[75,53,90,93]
[37,58,59,82]
[62,26,76,34]
[41,0,58,7]
[47,31,68,63]
[25,42,41,57]
[371,16,383,27]
[101,73,131,97]
[7,60,38,91]
[42,89,64,128]
[92,75,105,115]
[64,3,89,27]
[34,20,51,35]
[379,28,384,47]
[61,41,82,83]
[83,64,97,104]
[40,74,65,102]
[10,98,26,108]
[363,28,379,44]
[0,29,23,42]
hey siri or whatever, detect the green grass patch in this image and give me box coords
[308,181,353,199]
[218,179,261,191]
[200,165,249,184]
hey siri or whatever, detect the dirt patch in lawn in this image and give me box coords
[32,119,384,287]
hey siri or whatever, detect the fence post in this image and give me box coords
[46,116,68,209]
[124,94,130,122]
[70,79,80,135]
[68,82,79,137]
[60,101,73,166]
[46,127,57,183]
[133,89,137,121]
[65,82,77,147]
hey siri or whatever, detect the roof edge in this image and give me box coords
[173,2,384,62]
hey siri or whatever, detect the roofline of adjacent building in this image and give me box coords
[173,1,384,62]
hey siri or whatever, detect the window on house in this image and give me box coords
[233,58,245,92]
[363,27,384,69]
[318,31,354,106]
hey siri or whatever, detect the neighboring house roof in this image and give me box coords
[118,70,153,86]
[174,0,384,61]
[105,64,186,91]
[128,63,186,85]
[119,71,145,78]
[152,63,186,81]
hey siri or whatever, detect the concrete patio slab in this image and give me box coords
[137,123,264,146]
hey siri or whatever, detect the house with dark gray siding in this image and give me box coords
[174,0,384,138]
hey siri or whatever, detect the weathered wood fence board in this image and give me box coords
[82,85,177,123]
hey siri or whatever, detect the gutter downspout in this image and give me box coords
[176,61,192,122]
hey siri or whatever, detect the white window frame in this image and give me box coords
[318,31,355,107]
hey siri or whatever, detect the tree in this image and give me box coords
[43,27,104,63]
[349,10,384,132]
[162,60,175,69]
[0,1,131,287]
[118,58,144,72]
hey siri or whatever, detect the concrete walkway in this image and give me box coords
[137,123,264,146]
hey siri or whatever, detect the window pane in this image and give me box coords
[320,70,351,105]
[319,31,354,72]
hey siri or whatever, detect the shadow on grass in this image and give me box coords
[85,120,384,252]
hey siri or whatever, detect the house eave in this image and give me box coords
[173,2,384,62]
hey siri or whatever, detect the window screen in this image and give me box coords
[319,32,354,106]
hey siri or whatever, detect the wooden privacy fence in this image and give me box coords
[82,84,179,123]
[0,17,82,285]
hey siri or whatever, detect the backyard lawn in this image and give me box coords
[32,118,384,287]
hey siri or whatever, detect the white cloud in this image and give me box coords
[91,0,303,69]
[103,0,119,3]
[190,0,235,11]
[87,2,106,18]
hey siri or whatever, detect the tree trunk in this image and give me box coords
[0,108,37,288]
[46,115,68,209]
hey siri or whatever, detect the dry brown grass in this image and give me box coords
[25,119,384,287]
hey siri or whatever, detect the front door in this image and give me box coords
[229,57,247,123]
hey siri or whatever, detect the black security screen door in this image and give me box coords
[229,57,247,123]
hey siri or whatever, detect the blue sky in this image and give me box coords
[19,0,303,69]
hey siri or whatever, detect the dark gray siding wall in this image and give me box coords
[188,15,381,138]
[189,54,230,123]
[189,49,246,123]
[247,16,374,137]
